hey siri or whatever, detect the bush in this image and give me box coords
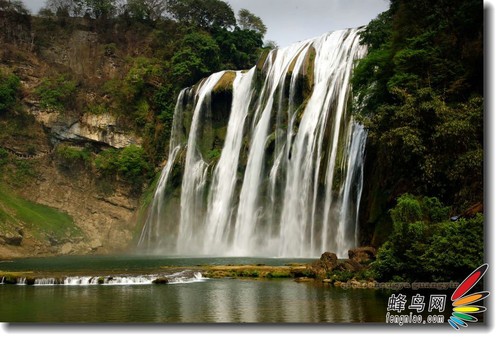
[94,145,152,185]
[0,147,9,167]
[0,71,20,114]
[372,194,483,282]
[35,75,77,111]
[55,145,91,165]
[115,145,152,181]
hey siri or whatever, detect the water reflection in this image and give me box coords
[0,279,388,323]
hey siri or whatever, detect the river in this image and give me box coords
[0,255,390,323]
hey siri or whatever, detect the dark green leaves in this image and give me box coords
[0,71,20,114]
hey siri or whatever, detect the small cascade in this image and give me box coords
[4,271,206,286]
[34,277,58,285]
[138,28,368,258]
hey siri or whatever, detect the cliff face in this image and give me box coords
[0,13,147,258]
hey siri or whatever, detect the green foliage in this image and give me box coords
[35,75,77,111]
[115,145,152,181]
[353,0,483,223]
[166,0,236,29]
[94,145,152,185]
[124,57,163,97]
[9,160,37,187]
[171,32,221,87]
[0,71,21,114]
[372,194,483,282]
[212,27,263,70]
[0,147,8,167]
[125,0,166,23]
[94,148,119,174]
[330,270,355,282]
[206,149,221,161]
[422,214,483,281]
[237,9,267,36]
[55,145,91,166]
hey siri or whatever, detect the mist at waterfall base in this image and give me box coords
[138,28,368,259]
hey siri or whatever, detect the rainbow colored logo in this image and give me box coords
[448,263,489,330]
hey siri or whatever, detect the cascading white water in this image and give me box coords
[138,88,189,249]
[138,28,368,258]
[203,69,255,254]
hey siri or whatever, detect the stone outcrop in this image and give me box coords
[0,230,23,246]
[64,112,142,148]
[308,248,377,280]
[309,252,338,277]
[31,108,142,149]
[348,246,377,264]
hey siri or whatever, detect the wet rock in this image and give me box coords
[152,277,169,284]
[309,252,339,277]
[348,246,377,264]
[336,259,363,272]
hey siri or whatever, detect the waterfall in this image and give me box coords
[138,28,368,258]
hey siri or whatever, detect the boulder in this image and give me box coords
[336,259,363,272]
[348,246,377,264]
[308,252,339,277]
[0,232,23,246]
[61,242,73,255]
[90,239,102,250]
[152,277,169,284]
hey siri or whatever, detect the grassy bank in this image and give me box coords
[0,185,82,242]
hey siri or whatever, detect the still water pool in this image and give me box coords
[0,255,390,323]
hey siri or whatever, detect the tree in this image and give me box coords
[125,0,166,22]
[171,31,221,86]
[0,0,29,15]
[237,8,266,36]
[212,27,263,69]
[353,0,483,208]
[79,0,117,19]
[40,0,83,17]
[166,0,236,29]
[372,194,483,282]
[263,40,278,50]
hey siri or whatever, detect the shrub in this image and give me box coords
[94,145,152,185]
[35,75,77,111]
[0,71,20,114]
[0,147,9,167]
[372,194,483,282]
[55,145,91,165]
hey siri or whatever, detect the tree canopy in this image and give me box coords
[165,0,236,29]
[353,0,483,210]
[238,8,267,36]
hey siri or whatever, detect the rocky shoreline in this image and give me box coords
[0,247,378,288]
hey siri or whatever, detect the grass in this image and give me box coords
[201,265,306,279]
[0,185,82,241]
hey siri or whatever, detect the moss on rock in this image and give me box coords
[213,71,236,94]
